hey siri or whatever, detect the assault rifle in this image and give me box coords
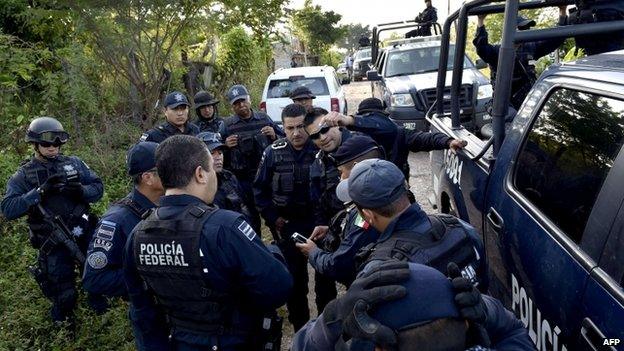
[37,203,85,265]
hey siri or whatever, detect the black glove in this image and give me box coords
[329,260,409,348]
[61,181,83,197]
[447,262,491,347]
[37,173,66,196]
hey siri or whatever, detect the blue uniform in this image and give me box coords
[123,194,293,350]
[290,295,535,350]
[1,154,104,321]
[140,121,200,143]
[308,205,379,286]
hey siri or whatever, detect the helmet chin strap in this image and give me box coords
[34,143,59,161]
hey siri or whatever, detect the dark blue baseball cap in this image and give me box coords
[337,158,407,208]
[197,132,225,151]
[330,134,381,166]
[127,141,158,176]
[227,84,250,105]
[371,262,461,330]
[164,91,190,109]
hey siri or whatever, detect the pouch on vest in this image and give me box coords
[254,134,270,151]
[239,135,255,154]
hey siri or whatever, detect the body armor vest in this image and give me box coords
[270,139,315,210]
[356,214,482,287]
[115,197,148,219]
[196,117,224,133]
[215,170,247,216]
[132,203,237,334]
[224,114,272,180]
[317,151,344,219]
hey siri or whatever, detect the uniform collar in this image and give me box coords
[160,194,206,207]
[130,187,158,210]
[162,121,190,134]
[378,203,429,242]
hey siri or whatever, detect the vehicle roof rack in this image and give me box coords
[385,35,443,48]
[371,20,443,63]
[434,0,624,157]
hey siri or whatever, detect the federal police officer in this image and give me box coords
[405,0,438,38]
[1,117,104,325]
[254,103,336,331]
[291,261,535,350]
[82,141,169,350]
[140,91,200,143]
[193,91,223,133]
[290,86,316,112]
[197,132,252,222]
[123,135,293,350]
[219,84,284,233]
[296,135,383,287]
[474,7,568,109]
[335,159,486,288]
[303,107,397,241]
[354,98,466,179]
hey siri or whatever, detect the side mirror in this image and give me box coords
[475,59,488,70]
[367,70,381,81]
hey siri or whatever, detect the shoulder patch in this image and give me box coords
[237,221,257,241]
[96,221,116,241]
[139,133,149,142]
[272,139,288,150]
[87,251,108,270]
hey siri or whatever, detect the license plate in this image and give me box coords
[403,122,416,130]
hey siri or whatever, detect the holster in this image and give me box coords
[28,262,53,298]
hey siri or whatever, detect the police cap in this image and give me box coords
[517,16,536,30]
[197,132,225,152]
[357,97,388,115]
[290,86,316,100]
[127,141,158,176]
[371,263,460,330]
[227,84,250,105]
[336,159,406,208]
[330,135,381,166]
[164,91,190,109]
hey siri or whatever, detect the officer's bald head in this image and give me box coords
[156,135,212,190]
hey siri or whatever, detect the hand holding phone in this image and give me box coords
[291,232,308,244]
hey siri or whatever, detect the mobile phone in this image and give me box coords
[291,232,308,244]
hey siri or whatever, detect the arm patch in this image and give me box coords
[237,221,257,241]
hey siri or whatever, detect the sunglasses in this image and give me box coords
[308,124,331,140]
[39,131,69,144]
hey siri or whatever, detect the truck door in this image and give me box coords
[483,82,624,349]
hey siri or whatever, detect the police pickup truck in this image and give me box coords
[367,34,492,132]
[428,0,624,349]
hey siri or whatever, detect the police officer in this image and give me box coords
[296,135,383,287]
[254,103,336,331]
[570,0,624,55]
[474,7,568,109]
[405,0,438,38]
[219,84,284,233]
[193,91,223,133]
[123,135,293,350]
[290,86,316,112]
[291,261,535,350]
[303,106,398,241]
[335,159,486,288]
[82,141,168,350]
[197,132,252,222]
[140,91,200,143]
[354,98,466,179]
[1,117,104,325]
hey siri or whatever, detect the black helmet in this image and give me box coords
[193,91,220,109]
[26,117,69,144]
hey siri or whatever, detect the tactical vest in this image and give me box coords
[216,170,246,215]
[224,114,272,179]
[317,151,344,218]
[270,139,315,209]
[570,1,624,55]
[321,203,356,252]
[132,203,237,334]
[356,214,482,287]
[115,197,148,219]
[197,117,224,133]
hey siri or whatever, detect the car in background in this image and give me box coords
[260,66,348,123]
[353,47,372,81]
[336,63,351,84]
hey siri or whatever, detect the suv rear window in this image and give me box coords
[267,77,329,98]
[514,88,624,244]
[355,48,371,60]
[385,45,470,77]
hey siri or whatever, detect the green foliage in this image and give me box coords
[291,0,347,56]
[337,23,371,52]
[320,50,344,67]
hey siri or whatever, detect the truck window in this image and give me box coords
[384,46,471,78]
[267,77,329,98]
[514,88,624,244]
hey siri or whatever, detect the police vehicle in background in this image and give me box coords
[352,47,372,81]
[427,0,624,349]
[366,20,491,132]
[260,66,348,123]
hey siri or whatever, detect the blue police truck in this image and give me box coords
[428,1,624,349]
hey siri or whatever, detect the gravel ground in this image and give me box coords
[279,81,434,349]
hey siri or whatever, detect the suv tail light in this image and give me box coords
[331,98,340,112]
[260,101,266,112]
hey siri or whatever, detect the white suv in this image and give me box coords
[260,66,348,123]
